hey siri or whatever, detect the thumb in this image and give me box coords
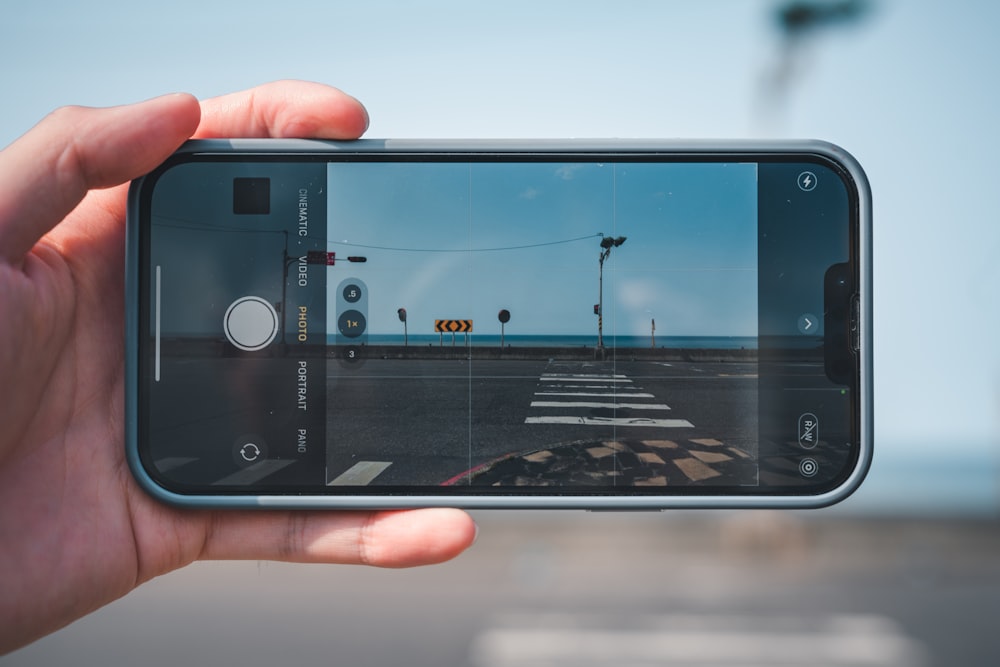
[0,93,201,264]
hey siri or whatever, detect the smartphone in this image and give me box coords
[125,139,872,509]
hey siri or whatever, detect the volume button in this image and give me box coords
[850,294,861,352]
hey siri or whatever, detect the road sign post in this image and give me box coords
[435,320,473,347]
[498,310,510,349]
[397,308,408,346]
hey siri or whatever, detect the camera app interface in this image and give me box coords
[144,156,854,494]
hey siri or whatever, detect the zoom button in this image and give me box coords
[338,310,367,338]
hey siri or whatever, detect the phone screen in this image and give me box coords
[135,146,864,500]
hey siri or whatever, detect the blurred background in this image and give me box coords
[2,1,998,664]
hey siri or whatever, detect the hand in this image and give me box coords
[0,81,477,654]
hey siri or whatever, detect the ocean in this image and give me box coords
[328,334,758,349]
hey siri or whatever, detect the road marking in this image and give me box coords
[541,382,642,391]
[535,391,654,397]
[529,364,695,429]
[327,461,392,486]
[542,373,628,378]
[154,457,198,472]
[525,416,693,427]
[530,401,670,410]
[212,459,295,486]
[539,376,633,383]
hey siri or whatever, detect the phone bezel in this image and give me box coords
[125,139,873,509]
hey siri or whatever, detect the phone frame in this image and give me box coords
[126,139,872,510]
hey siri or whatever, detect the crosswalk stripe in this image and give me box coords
[535,391,655,398]
[154,457,198,472]
[529,365,695,429]
[542,373,628,378]
[212,459,295,486]
[530,401,671,410]
[327,461,392,486]
[525,416,694,427]
[539,376,633,383]
[539,384,638,390]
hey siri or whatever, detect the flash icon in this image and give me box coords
[797,171,817,192]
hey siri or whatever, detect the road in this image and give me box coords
[325,357,759,487]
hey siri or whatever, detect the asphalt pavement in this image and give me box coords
[326,357,760,487]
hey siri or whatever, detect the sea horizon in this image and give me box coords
[328,333,760,350]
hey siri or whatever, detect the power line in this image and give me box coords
[329,233,602,253]
[153,218,600,253]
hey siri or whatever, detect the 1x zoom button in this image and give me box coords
[338,310,367,338]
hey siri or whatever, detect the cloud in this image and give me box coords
[519,187,541,200]
[554,164,585,181]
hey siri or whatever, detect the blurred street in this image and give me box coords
[7,512,999,666]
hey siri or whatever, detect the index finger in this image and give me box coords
[194,80,369,139]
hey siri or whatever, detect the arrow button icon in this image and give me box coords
[797,313,819,335]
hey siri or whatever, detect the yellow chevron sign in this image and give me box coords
[435,319,473,333]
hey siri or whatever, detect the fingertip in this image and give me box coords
[152,92,202,132]
[347,92,370,136]
[196,80,370,140]
[287,86,368,139]
[126,92,201,157]
[365,508,479,568]
[274,79,370,140]
[132,93,201,139]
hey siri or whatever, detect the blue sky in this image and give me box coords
[3,0,999,506]
[326,161,757,337]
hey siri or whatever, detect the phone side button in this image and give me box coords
[850,294,861,352]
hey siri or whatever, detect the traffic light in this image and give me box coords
[306,250,332,265]
[312,253,366,265]
[593,304,600,315]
